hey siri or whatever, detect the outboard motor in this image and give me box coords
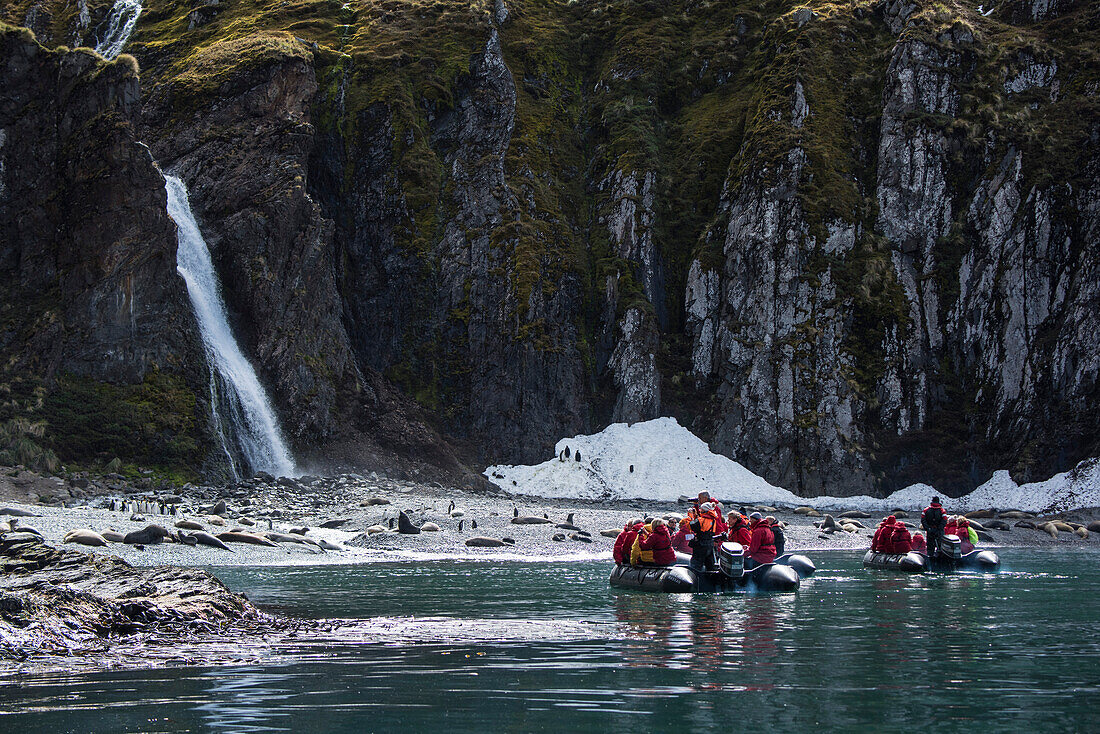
[718,542,745,577]
[941,534,962,561]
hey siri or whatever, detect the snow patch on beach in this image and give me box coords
[485,418,1100,513]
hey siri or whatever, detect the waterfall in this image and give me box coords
[94,0,142,60]
[166,174,296,479]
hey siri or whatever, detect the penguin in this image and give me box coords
[513,507,519,518]
[448,500,456,513]
[388,517,396,529]
[458,520,465,532]
[565,446,571,458]
[472,520,478,529]
[566,512,574,525]
[575,450,582,462]
[267,518,273,530]
[543,512,549,519]
[629,465,634,473]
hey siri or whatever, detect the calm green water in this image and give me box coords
[3,549,1099,733]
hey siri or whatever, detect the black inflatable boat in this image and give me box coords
[862,534,1000,573]
[609,542,814,593]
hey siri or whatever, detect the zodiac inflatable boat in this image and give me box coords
[862,534,1000,573]
[609,542,814,593]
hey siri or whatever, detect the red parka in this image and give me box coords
[729,517,752,547]
[613,522,642,564]
[640,525,677,566]
[873,516,896,552]
[911,533,927,553]
[747,520,777,564]
[890,523,912,554]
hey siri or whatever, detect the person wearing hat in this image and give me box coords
[727,512,751,547]
[745,512,777,568]
[921,497,947,560]
[671,517,693,554]
[689,502,720,572]
[873,515,897,553]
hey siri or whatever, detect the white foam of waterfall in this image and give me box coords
[166,174,296,478]
[94,0,142,60]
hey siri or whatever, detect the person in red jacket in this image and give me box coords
[613,519,643,564]
[745,512,776,568]
[872,516,896,552]
[727,512,752,547]
[957,517,974,553]
[670,518,692,553]
[944,516,959,541]
[890,522,912,554]
[911,531,927,554]
[640,519,677,566]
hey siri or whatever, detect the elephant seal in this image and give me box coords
[186,531,233,551]
[964,509,996,519]
[238,518,256,526]
[1014,520,1036,529]
[420,522,441,532]
[556,523,582,531]
[397,511,421,534]
[838,510,871,519]
[1075,527,1089,539]
[365,525,386,535]
[361,497,391,506]
[175,520,204,531]
[1053,521,1075,533]
[465,537,505,547]
[101,530,126,542]
[0,507,40,517]
[600,529,620,538]
[124,525,170,545]
[64,529,108,547]
[1040,522,1059,537]
[511,516,552,525]
[319,519,349,529]
[217,531,278,547]
[1088,521,1100,533]
[318,539,344,551]
[502,537,516,545]
[266,532,322,548]
[205,516,226,526]
[794,506,814,515]
[984,520,1011,531]
[176,531,198,546]
[450,510,465,518]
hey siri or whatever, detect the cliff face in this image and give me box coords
[1,0,1097,495]
[0,26,209,471]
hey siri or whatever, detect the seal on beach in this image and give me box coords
[569,533,592,543]
[320,519,350,529]
[0,507,40,517]
[101,530,126,542]
[398,511,422,534]
[123,525,170,545]
[365,525,387,535]
[318,539,344,551]
[217,531,278,547]
[63,529,108,547]
[175,520,204,531]
[512,516,552,525]
[420,522,441,532]
[600,529,620,538]
[185,531,233,551]
[465,537,506,547]
[361,497,391,506]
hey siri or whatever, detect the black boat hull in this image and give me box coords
[862,548,1000,573]
[609,561,801,593]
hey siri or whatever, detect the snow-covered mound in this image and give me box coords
[485,418,1100,513]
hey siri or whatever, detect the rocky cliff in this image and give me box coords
[1,0,1096,496]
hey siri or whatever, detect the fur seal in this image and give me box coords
[552,533,566,542]
[361,497,391,506]
[964,509,997,519]
[1040,522,1059,537]
[1076,527,1089,539]
[556,523,582,531]
[502,537,515,545]
[318,539,344,551]
[984,520,1011,531]
[1053,521,1075,533]
[794,506,814,515]
[838,510,871,519]
[124,525,170,545]
[1089,521,1100,533]
[289,527,309,535]
[185,530,233,551]
[238,518,256,526]
[320,519,350,529]
[600,529,620,538]
[64,529,108,547]
[569,533,592,543]
[206,516,226,526]
[465,536,505,547]
[511,516,552,525]
[397,511,422,534]
[176,531,198,546]
[217,531,278,547]
[175,520,204,531]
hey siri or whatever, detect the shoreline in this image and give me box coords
[2,469,1097,570]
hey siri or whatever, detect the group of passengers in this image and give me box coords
[872,498,980,556]
[612,492,785,571]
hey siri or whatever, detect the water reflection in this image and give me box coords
[196,669,295,732]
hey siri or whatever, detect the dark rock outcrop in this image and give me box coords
[0,531,261,660]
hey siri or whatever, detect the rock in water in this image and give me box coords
[511,516,552,525]
[398,511,421,534]
[63,529,108,547]
[465,537,505,547]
